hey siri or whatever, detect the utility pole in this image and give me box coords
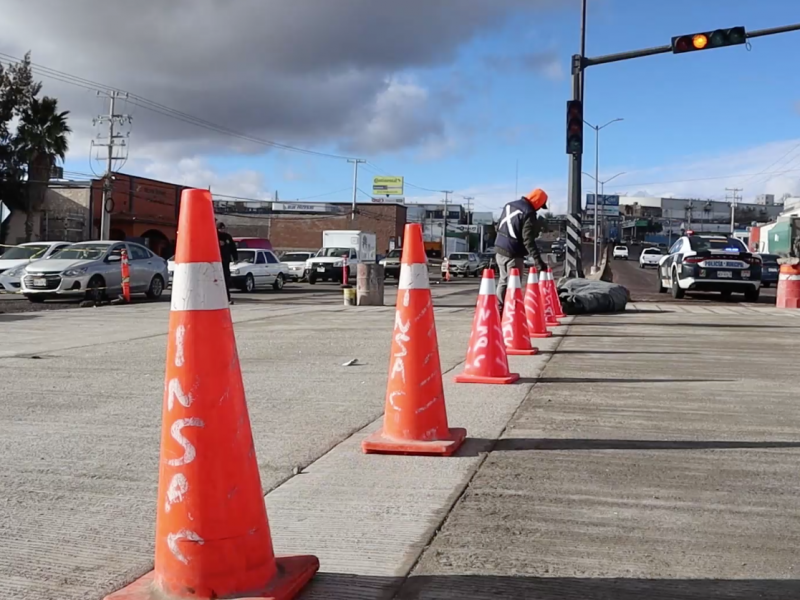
[462,196,474,252]
[93,91,131,240]
[442,191,453,258]
[347,159,366,219]
[726,187,743,235]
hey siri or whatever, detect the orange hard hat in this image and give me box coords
[525,188,548,211]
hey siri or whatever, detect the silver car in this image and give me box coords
[22,241,169,303]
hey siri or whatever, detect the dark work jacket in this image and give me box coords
[494,198,543,263]
[218,231,238,264]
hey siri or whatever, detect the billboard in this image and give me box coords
[272,202,337,213]
[372,176,404,196]
[585,194,620,217]
[371,197,405,204]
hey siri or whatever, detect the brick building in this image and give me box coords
[217,203,407,253]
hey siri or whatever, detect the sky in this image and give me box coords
[0,0,799,216]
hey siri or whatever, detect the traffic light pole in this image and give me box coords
[563,19,800,279]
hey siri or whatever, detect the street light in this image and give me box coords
[583,118,623,270]
[583,170,625,253]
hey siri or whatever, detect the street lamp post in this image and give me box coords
[582,169,625,270]
[583,118,623,271]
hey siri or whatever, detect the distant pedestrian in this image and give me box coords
[217,221,238,304]
[494,188,549,313]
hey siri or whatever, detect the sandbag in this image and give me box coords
[557,278,629,315]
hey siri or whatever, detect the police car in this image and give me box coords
[657,232,761,301]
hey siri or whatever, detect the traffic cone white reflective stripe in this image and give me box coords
[398,262,430,290]
[479,274,496,296]
[170,262,229,312]
[779,274,800,281]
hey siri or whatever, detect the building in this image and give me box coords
[756,193,775,206]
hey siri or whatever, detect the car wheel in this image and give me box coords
[762,282,770,288]
[670,269,685,299]
[25,295,46,303]
[308,272,317,285]
[720,290,732,300]
[639,262,644,269]
[243,273,255,293]
[744,287,760,303]
[85,275,106,302]
[146,275,164,300]
[273,273,285,291]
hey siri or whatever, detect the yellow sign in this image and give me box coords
[372,176,404,196]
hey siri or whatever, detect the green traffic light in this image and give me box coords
[728,27,746,44]
[709,30,726,47]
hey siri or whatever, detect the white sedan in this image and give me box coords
[0,241,73,293]
[230,248,289,292]
[612,245,629,260]
[639,247,663,268]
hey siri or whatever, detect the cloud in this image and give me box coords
[601,139,800,201]
[136,157,271,200]
[482,51,565,81]
[0,0,565,166]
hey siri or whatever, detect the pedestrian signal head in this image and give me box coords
[525,189,548,211]
[672,26,746,54]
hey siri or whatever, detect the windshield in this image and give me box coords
[690,237,746,252]
[236,250,257,264]
[317,247,351,258]
[51,244,109,260]
[1,245,50,260]
[282,253,311,262]
[615,246,627,251]
[385,249,402,258]
[449,253,469,260]
[760,254,780,265]
[643,248,662,255]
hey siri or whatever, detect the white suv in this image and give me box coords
[612,246,629,260]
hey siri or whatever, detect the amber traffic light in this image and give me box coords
[672,27,746,54]
[566,100,583,155]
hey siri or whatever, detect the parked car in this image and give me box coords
[477,252,498,274]
[639,247,663,268]
[380,248,403,279]
[612,246,629,260]
[230,248,289,292]
[758,253,781,287]
[21,241,168,302]
[234,237,274,251]
[0,241,72,293]
[280,251,315,282]
[442,252,480,277]
[657,233,761,301]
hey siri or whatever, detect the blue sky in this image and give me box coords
[48,0,800,214]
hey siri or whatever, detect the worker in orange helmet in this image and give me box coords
[494,188,549,313]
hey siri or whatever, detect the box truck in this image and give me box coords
[306,230,377,284]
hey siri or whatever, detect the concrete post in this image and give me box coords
[357,263,385,306]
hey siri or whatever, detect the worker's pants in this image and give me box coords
[496,254,525,313]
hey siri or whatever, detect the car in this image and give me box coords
[758,253,781,287]
[21,241,168,303]
[657,233,761,301]
[0,241,72,293]
[167,255,175,286]
[280,251,315,282]
[477,252,498,274]
[442,252,480,277]
[639,247,663,268]
[612,246,629,260]
[230,248,289,292]
[234,237,274,251]
[380,248,403,279]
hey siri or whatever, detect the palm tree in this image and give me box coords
[15,96,71,241]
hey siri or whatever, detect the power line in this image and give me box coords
[0,52,359,162]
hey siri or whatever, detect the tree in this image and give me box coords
[15,96,71,241]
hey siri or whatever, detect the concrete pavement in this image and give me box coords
[3,280,800,600]
[398,302,800,599]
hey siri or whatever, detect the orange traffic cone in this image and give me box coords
[444,258,451,282]
[545,267,566,319]
[501,268,537,356]
[455,269,520,385]
[105,189,318,600]
[362,223,466,456]
[525,268,553,339]
[538,269,560,327]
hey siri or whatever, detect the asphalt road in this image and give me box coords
[611,245,777,305]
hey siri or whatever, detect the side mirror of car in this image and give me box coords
[107,254,122,263]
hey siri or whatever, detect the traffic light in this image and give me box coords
[671,26,746,54]
[566,100,583,155]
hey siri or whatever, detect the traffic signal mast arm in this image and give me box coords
[581,22,800,68]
